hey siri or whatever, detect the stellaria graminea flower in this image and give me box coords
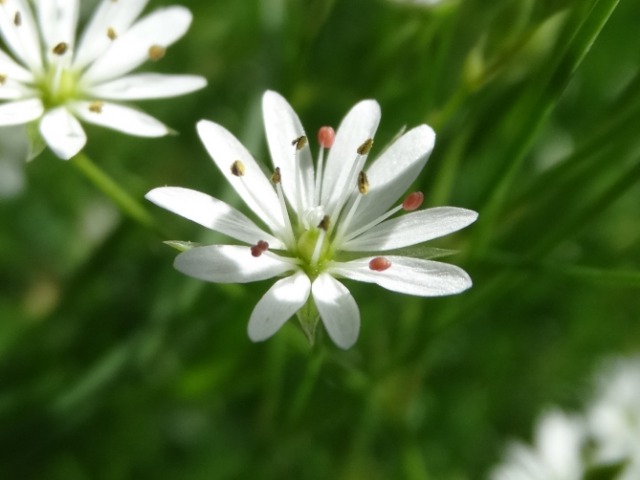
[146,90,477,349]
[490,409,587,480]
[0,0,206,159]
[587,357,640,480]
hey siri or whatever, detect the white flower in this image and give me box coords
[490,409,587,480]
[146,90,477,349]
[587,357,640,480]
[0,0,206,159]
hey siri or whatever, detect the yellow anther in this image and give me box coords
[292,135,307,151]
[0,74,6,85]
[107,27,117,40]
[230,160,245,177]
[271,167,282,184]
[317,215,330,231]
[357,138,374,155]
[148,45,166,61]
[13,11,21,26]
[88,101,104,114]
[357,171,369,195]
[52,42,68,56]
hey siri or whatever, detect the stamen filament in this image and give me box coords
[327,138,372,222]
[314,145,325,206]
[341,204,404,243]
[271,167,296,248]
[275,180,296,248]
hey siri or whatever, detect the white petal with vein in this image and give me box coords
[73,101,169,137]
[39,107,86,159]
[312,273,360,349]
[88,73,206,100]
[248,271,311,342]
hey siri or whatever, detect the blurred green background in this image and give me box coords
[1,0,639,478]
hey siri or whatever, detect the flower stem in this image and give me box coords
[70,151,159,235]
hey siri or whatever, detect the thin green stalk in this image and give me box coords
[473,0,620,255]
[70,151,160,235]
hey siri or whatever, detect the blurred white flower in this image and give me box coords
[587,357,640,480]
[147,90,477,349]
[490,409,586,480]
[0,0,206,159]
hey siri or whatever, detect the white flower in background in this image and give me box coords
[0,0,206,159]
[147,90,477,349]
[587,357,640,480]
[490,409,586,480]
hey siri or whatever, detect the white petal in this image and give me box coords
[174,245,296,283]
[248,271,311,342]
[197,120,285,234]
[0,0,43,72]
[145,187,285,249]
[342,207,478,251]
[348,124,436,231]
[312,273,360,349]
[72,101,169,137]
[39,107,86,159]
[0,79,34,99]
[87,73,206,100]
[82,6,192,84]
[73,0,148,69]
[35,0,79,52]
[262,90,314,215]
[321,100,380,214]
[0,48,35,82]
[329,256,472,297]
[0,98,43,125]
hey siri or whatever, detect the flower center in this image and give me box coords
[296,227,330,269]
[38,66,80,109]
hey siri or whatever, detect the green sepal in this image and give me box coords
[25,121,46,162]
[296,296,320,346]
[163,240,202,252]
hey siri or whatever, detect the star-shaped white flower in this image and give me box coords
[491,410,587,480]
[147,90,477,349]
[587,357,640,480]
[0,0,206,159]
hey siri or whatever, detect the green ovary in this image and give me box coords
[296,228,331,272]
[38,68,81,108]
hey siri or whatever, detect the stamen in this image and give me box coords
[333,171,368,245]
[250,240,269,257]
[230,160,245,177]
[315,126,335,205]
[317,215,330,231]
[271,167,295,248]
[317,126,335,149]
[107,27,117,40]
[310,216,330,266]
[88,101,104,113]
[292,135,307,151]
[148,45,165,61]
[341,191,426,244]
[369,257,391,272]
[13,10,20,26]
[357,171,369,195]
[402,192,424,211]
[52,42,68,56]
[0,74,6,85]
[327,137,374,224]
[357,138,373,155]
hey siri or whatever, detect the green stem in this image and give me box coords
[70,151,159,235]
